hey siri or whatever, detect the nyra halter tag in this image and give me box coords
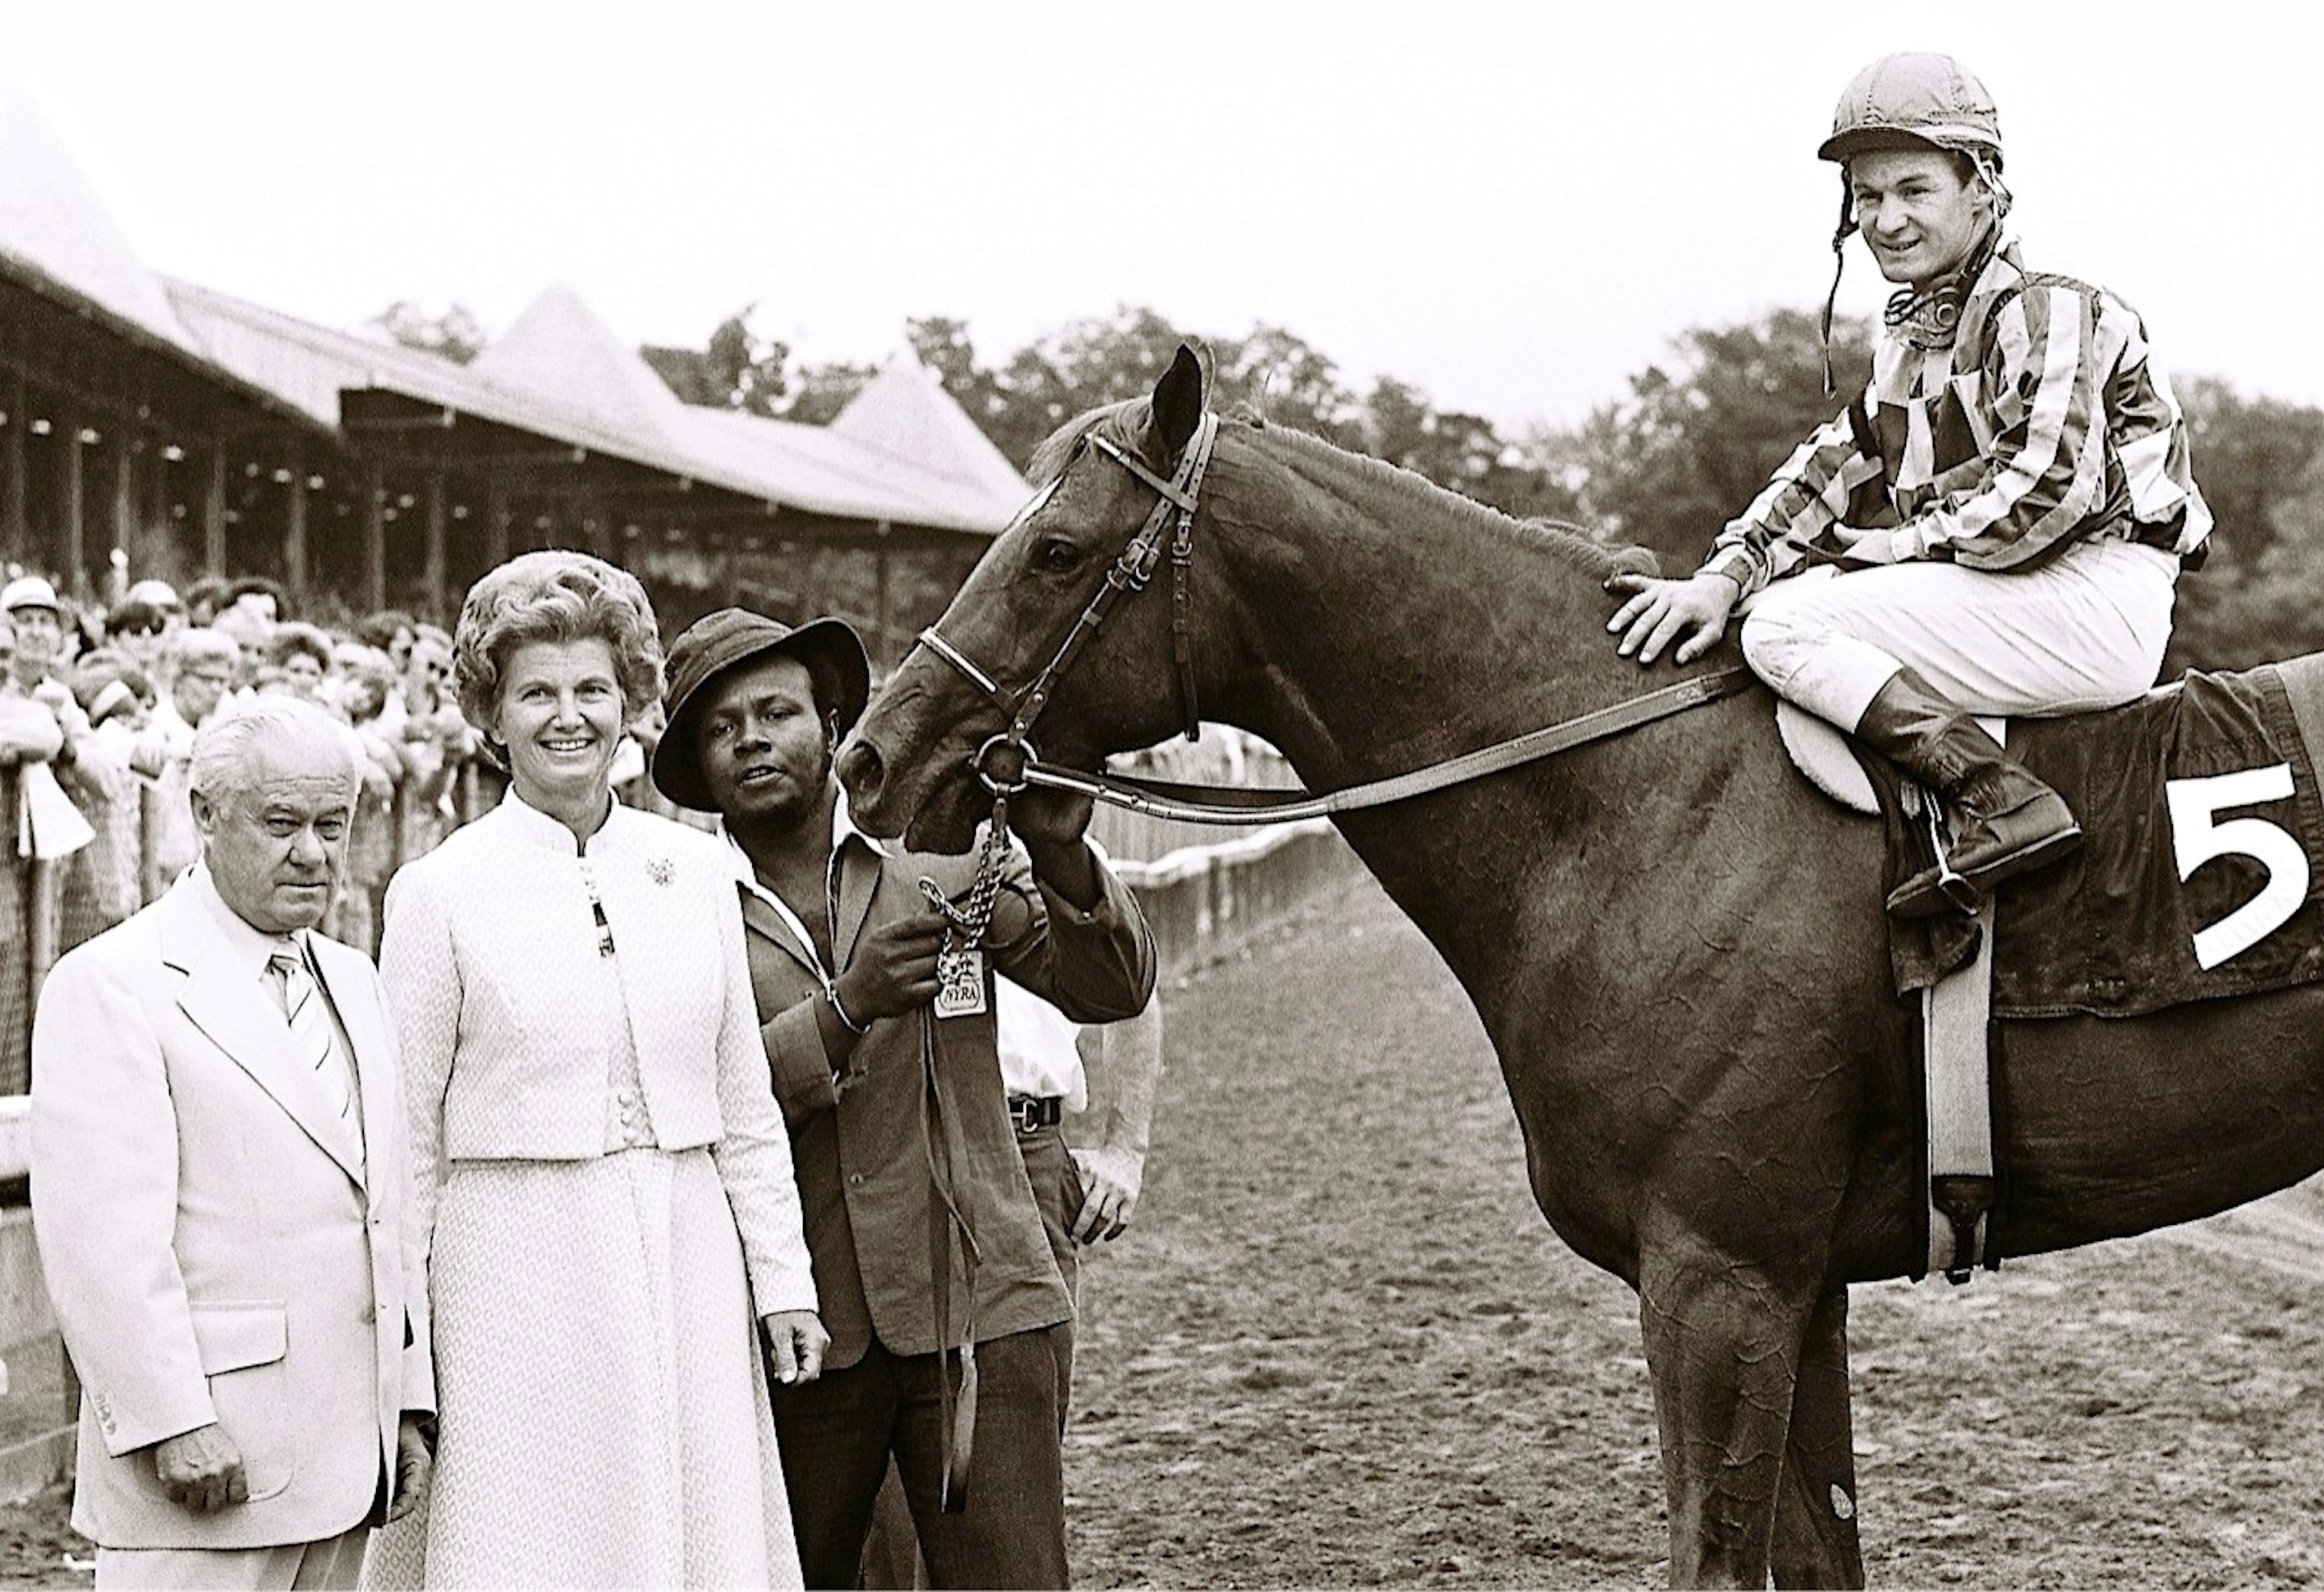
[934,948,988,1020]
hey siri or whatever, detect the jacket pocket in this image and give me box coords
[188,1302,293,1502]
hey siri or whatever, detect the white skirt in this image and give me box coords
[364,1147,801,1590]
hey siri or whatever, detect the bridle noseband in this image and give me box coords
[914,410,1221,798]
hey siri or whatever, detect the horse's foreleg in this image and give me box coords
[1638,1240,1818,1590]
[1769,1284,1865,1590]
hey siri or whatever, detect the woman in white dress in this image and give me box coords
[365,551,826,1588]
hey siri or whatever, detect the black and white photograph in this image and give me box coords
[4,2,2323,1587]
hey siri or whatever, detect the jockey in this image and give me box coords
[1607,50,2213,917]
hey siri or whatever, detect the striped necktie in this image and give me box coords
[269,947,357,1155]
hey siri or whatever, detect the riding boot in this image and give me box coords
[1852,667,2081,918]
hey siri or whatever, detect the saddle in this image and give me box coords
[1780,654,2324,1278]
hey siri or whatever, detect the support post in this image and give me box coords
[485,481,511,570]
[202,441,227,578]
[422,471,447,621]
[146,441,169,573]
[362,459,386,613]
[55,409,84,598]
[110,427,137,584]
[284,449,309,613]
[2,371,24,567]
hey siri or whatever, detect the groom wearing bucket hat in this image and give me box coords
[654,608,1155,1589]
[1605,50,2213,919]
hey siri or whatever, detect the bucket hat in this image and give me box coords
[651,608,870,811]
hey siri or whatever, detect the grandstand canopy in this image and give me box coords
[0,80,1027,647]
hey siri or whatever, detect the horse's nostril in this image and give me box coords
[836,741,884,801]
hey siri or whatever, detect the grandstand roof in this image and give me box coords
[170,278,1029,532]
[0,84,198,356]
[0,82,1025,534]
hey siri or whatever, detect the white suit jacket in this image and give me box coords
[30,869,433,1550]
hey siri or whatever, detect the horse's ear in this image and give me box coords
[1147,343,1208,465]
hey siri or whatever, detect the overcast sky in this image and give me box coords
[13,1,2318,434]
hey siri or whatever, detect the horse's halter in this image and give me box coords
[914,409,1222,800]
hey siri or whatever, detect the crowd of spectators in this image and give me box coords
[0,563,1285,1096]
[0,568,694,1092]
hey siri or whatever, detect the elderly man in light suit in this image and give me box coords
[31,696,433,1590]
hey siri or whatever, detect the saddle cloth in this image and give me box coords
[1832,654,2324,1018]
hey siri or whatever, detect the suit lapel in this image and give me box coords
[739,884,820,977]
[834,840,880,968]
[308,936,384,1189]
[159,885,365,1186]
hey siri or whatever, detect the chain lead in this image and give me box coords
[918,791,1014,953]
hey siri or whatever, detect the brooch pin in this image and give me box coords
[647,857,674,886]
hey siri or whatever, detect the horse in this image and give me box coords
[835,346,2324,1589]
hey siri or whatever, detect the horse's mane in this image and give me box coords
[1029,396,1642,583]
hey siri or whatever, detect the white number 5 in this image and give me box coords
[2166,763,2308,970]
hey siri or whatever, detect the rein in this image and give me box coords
[1011,665,1756,825]
[909,408,1755,830]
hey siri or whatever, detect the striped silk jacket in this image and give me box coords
[1705,238,2213,596]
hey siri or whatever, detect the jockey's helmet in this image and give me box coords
[1818,52,2003,169]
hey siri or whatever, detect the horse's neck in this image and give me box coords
[1211,435,1649,794]
[1203,431,1762,1020]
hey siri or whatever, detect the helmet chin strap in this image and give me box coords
[1821,174,1858,396]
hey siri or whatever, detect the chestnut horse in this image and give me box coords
[838,348,2324,1588]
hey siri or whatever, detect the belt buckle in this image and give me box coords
[1007,1095,1050,1135]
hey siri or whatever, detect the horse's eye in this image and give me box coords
[1034,537,1083,573]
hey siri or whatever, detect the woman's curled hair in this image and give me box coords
[453,551,664,745]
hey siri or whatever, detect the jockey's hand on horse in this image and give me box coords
[1605,570,1742,666]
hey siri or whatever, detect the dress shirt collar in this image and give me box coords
[496,785,639,857]
[716,790,884,975]
[187,862,309,982]
[714,790,885,896]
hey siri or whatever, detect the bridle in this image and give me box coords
[909,407,1754,829]
[914,410,1221,804]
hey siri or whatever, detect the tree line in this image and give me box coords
[378,298,2324,678]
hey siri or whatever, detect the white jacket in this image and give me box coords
[31,870,432,1550]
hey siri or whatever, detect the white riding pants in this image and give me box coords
[1736,537,2179,732]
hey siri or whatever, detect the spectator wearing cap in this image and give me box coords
[654,606,1155,1590]
[5,576,87,731]
[5,581,102,965]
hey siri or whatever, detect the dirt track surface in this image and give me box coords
[10,872,2324,1587]
[1064,875,2324,1589]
